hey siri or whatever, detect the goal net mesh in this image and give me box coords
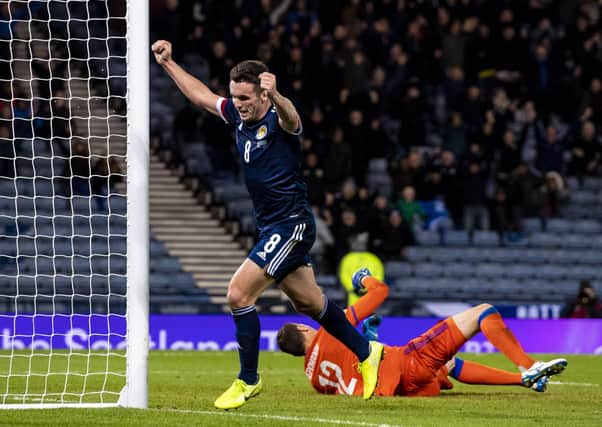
[0,0,128,405]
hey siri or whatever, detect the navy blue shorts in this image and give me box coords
[248,215,316,282]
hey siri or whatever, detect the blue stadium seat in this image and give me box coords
[239,214,256,235]
[151,257,182,273]
[404,247,431,262]
[472,231,499,247]
[414,231,439,247]
[475,263,504,279]
[571,190,598,206]
[384,261,413,281]
[546,219,572,233]
[573,220,601,234]
[505,264,535,280]
[213,183,249,204]
[366,173,393,198]
[443,262,474,278]
[151,240,168,257]
[538,264,568,280]
[368,158,387,173]
[443,230,469,246]
[523,218,542,232]
[528,232,562,248]
[413,262,445,278]
[561,234,591,249]
[226,199,254,219]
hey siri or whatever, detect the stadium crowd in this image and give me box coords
[0,1,125,201]
[150,0,602,273]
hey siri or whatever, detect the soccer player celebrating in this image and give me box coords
[278,269,568,397]
[151,40,383,409]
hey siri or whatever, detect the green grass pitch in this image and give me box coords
[1,351,600,426]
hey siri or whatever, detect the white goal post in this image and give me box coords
[0,0,148,409]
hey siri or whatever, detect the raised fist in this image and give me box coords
[151,40,172,66]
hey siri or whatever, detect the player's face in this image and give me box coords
[230,81,267,122]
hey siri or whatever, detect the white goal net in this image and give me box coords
[0,0,147,408]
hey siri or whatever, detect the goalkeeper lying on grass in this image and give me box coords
[277,269,567,397]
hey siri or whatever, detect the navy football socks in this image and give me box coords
[314,297,370,361]
[232,305,260,385]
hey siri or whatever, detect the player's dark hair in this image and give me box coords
[277,323,306,356]
[229,60,268,87]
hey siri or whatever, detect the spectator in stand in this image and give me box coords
[443,111,468,158]
[372,209,415,262]
[303,151,326,207]
[310,206,335,275]
[506,162,543,219]
[561,280,602,319]
[584,78,602,126]
[398,81,427,149]
[462,85,487,142]
[333,209,367,262]
[462,161,490,233]
[366,195,391,254]
[392,150,425,200]
[534,123,567,174]
[324,127,352,192]
[394,185,425,233]
[497,129,522,174]
[344,110,370,185]
[437,150,463,228]
[569,121,601,180]
[539,171,569,220]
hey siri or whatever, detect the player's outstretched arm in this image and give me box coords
[345,277,389,327]
[259,72,301,134]
[151,40,220,115]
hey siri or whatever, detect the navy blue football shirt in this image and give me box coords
[216,97,312,230]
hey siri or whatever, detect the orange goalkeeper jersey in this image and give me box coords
[303,279,454,397]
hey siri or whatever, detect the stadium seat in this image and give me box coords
[366,173,392,198]
[573,220,601,234]
[475,263,504,279]
[443,262,474,278]
[443,230,469,246]
[505,264,535,280]
[546,219,572,233]
[472,231,499,247]
[561,234,591,249]
[213,183,249,204]
[384,261,413,281]
[151,257,182,274]
[226,199,254,219]
[528,232,562,248]
[414,262,445,278]
[368,158,387,173]
[523,218,542,232]
[414,231,438,247]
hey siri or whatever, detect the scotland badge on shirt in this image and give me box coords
[256,125,267,140]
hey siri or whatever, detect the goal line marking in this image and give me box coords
[161,408,406,427]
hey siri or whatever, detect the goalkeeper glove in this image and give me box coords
[361,314,382,341]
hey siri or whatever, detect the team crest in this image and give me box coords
[256,125,267,140]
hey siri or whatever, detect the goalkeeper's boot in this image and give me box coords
[358,341,384,400]
[214,375,262,410]
[531,375,550,393]
[521,358,567,388]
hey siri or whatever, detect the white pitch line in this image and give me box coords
[549,381,600,387]
[160,408,406,427]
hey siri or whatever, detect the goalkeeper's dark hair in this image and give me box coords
[230,60,268,87]
[277,323,306,356]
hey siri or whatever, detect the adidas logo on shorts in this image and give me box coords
[257,251,267,261]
